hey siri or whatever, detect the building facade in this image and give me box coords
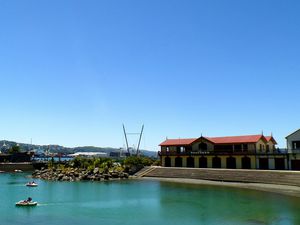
[286,129,300,151]
[286,129,300,170]
[159,134,293,170]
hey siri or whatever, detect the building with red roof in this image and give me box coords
[158,133,287,170]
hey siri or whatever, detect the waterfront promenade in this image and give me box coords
[138,166,300,197]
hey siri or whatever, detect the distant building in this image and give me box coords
[110,152,121,158]
[68,152,108,158]
[110,151,131,158]
[159,134,291,170]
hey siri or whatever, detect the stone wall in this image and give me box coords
[143,167,300,187]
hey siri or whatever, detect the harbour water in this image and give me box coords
[1,173,300,225]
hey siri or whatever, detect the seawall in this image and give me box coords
[0,162,46,172]
[142,167,300,187]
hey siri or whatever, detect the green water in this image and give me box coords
[1,173,300,225]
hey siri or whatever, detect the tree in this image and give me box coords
[8,145,21,154]
[124,156,154,167]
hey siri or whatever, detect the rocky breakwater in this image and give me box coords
[32,167,129,182]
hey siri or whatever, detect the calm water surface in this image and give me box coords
[1,173,300,225]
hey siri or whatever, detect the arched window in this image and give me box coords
[226,157,236,169]
[175,157,182,167]
[241,157,251,169]
[212,157,221,168]
[199,157,207,168]
[259,158,269,170]
[186,157,195,168]
[165,157,171,167]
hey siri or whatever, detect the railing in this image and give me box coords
[271,149,300,154]
[289,149,300,154]
[159,149,289,156]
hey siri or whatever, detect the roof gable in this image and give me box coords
[286,129,300,139]
[265,136,278,144]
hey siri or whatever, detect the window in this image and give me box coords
[180,146,185,153]
[176,146,184,154]
[234,145,241,151]
[199,143,207,151]
[292,141,300,150]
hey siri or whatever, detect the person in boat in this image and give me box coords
[27,181,36,185]
[24,197,32,203]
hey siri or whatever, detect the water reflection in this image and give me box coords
[158,181,300,225]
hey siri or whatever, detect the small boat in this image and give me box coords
[26,182,38,187]
[14,169,23,173]
[15,201,38,206]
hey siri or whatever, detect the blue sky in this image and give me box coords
[0,0,299,150]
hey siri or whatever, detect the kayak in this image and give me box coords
[16,201,38,206]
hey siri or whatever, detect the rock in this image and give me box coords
[62,176,69,181]
[103,174,111,180]
[82,176,89,181]
[32,166,129,182]
[111,172,119,178]
[94,176,101,181]
[58,174,64,180]
[93,167,99,174]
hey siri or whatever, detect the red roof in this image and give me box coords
[206,135,266,144]
[265,136,277,144]
[159,138,197,146]
[159,134,275,146]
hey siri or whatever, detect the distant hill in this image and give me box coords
[0,140,158,158]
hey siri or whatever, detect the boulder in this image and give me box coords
[93,167,99,174]
[111,172,119,178]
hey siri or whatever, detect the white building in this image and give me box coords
[68,152,108,158]
[286,129,300,152]
[286,129,300,170]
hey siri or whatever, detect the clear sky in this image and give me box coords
[0,0,299,151]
